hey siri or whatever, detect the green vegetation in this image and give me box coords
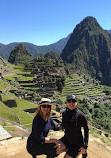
[45,51,62,60]
[8,43,33,64]
[1,91,37,130]
[59,73,111,133]
[0,81,9,92]
[89,126,111,145]
[56,76,65,93]
[60,74,105,99]
[61,16,111,86]
[0,101,18,122]
[92,102,111,132]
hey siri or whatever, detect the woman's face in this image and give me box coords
[40,104,51,116]
[66,99,77,110]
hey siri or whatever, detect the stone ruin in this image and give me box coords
[9,57,76,100]
[0,91,2,101]
[24,108,37,113]
[51,112,62,124]
[3,99,17,108]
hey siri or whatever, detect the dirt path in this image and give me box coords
[0,134,111,158]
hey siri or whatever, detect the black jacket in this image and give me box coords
[62,108,89,149]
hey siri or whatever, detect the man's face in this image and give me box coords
[66,99,77,110]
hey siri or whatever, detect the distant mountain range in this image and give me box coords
[61,16,111,86]
[0,28,111,61]
[107,29,111,34]
[0,34,71,60]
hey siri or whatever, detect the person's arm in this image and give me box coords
[45,137,60,144]
[33,116,60,145]
[50,118,60,131]
[45,137,66,154]
[78,114,89,156]
[46,118,66,153]
[32,116,45,143]
[58,124,63,130]
[82,114,89,149]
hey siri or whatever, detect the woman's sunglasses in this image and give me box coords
[67,99,76,103]
[41,105,51,109]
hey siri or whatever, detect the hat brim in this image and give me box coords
[37,103,54,110]
[66,99,77,103]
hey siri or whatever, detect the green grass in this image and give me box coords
[1,92,37,110]
[0,81,9,91]
[0,80,3,84]
[0,122,16,132]
[1,92,36,129]
[15,98,37,110]
[1,79,57,129]
[89,126,111,146]
[18,76,33,81]
[0,101,18,122]
[4,75,21,81]
[11,107,33,128]
[23,87,39,90]
[20,83,35,86]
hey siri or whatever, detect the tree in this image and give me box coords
[56,76,65,93]
[45,51,62,60]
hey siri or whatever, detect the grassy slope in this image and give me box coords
[1,92,37,130]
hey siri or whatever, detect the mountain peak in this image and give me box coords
[82,16,97,23]
[73,16,102,36]
[8,43,33,64]
[61,17,111,86]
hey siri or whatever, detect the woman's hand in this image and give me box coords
[54,140,66,154]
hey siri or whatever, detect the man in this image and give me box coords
[57,94,89,158]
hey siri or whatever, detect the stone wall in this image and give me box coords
[3,99,17,108]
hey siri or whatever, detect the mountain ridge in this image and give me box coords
[0,21,111,61]
[0,34,71,60]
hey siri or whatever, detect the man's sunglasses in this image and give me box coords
[41,105,51,109]
[67,99,76,103]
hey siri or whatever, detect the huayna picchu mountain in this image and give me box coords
[8,43,33,64]
[61,16,111,86]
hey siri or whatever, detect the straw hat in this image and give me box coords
[37,98,54,110]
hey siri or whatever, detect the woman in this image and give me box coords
[26,98,64,158]
[57,94,89,158]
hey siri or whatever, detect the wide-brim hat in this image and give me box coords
[37,98,54,110]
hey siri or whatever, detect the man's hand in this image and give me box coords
[76,147,86,158]
[76,147,87,158]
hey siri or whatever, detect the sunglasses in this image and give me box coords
[41,105,51,109]
[67,99,76,103]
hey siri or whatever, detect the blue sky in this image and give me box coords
[0,0,111,45]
